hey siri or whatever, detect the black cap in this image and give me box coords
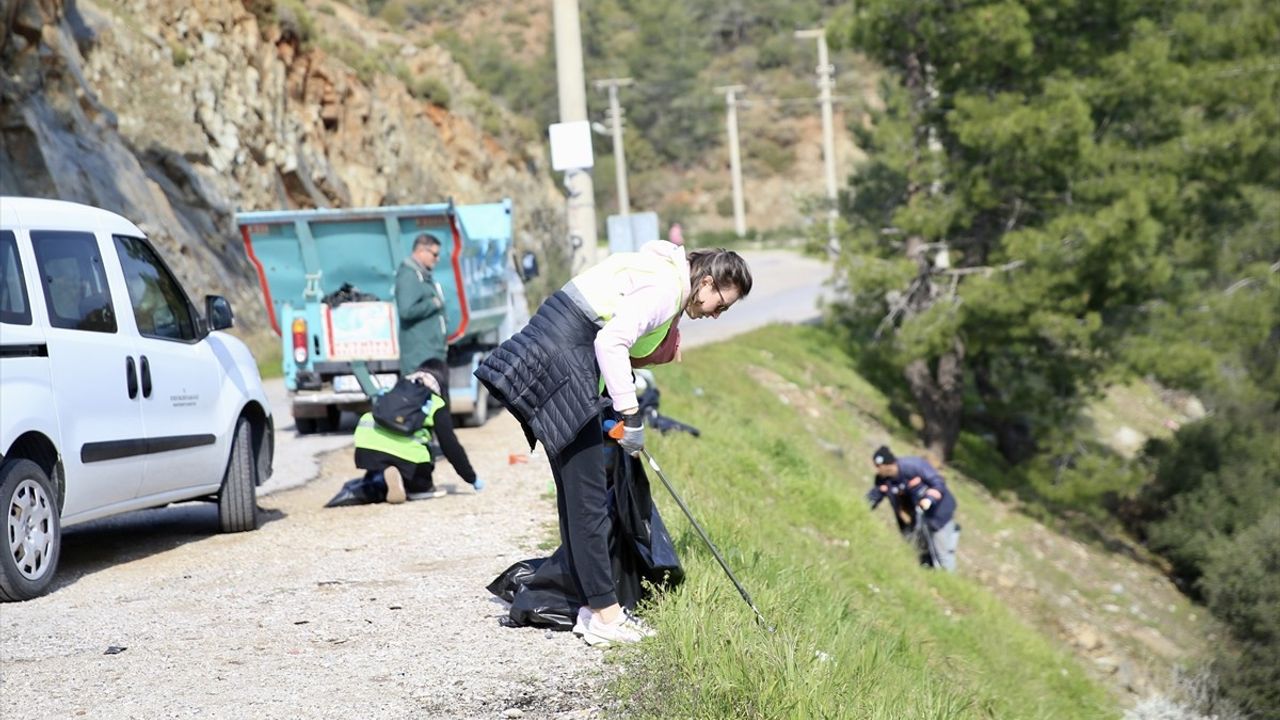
[872,446,895,466]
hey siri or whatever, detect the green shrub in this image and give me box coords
[409,75,451,108]
[1201,515,1280,718]
[376,0,406,28]
[715,195,747,218]
[744,135,796,174]
[1023,437,1146,524]
[1135,414,1280,590]
[321,37,394,84]
[756,33,797,70]
[471,95,503,136]
[277,0,315,47]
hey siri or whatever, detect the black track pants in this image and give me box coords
[550,418,615,609]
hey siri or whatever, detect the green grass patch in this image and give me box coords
[255,343,282,380]
[610,325,1116,719]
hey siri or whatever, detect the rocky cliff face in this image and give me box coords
[0,0,563,347]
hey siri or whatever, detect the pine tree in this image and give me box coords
[835,0,1279,462]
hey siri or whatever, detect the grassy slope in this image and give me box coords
[609,324,1127,719]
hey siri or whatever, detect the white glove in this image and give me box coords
[619,414,645,456]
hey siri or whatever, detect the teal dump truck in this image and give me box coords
[236,200,530,433]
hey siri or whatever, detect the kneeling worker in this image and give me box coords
[353,371,451,502]
[867,445,960,571]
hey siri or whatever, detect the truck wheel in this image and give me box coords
[317,405,341,433]
[0,459,61,602]
[218,418,259,533]
[296,417,318,435]
[462,384,490,427]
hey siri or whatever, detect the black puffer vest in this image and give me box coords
[474,291,610,457]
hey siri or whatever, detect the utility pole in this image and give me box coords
[796,28,840,256]
[593,77,633,216]
[715,84,747,239]
[553,0,597,271]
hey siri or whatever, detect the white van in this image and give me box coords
[0,197,273,601]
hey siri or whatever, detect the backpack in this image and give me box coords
[372,377,433,435]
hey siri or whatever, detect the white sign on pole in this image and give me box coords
[549,121,594,171]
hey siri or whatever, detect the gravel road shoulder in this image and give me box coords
[0,413,607,720]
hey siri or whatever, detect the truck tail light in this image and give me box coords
[291,317,308,364]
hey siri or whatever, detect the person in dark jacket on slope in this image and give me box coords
[476,239,752,646]
[867,445,960,571]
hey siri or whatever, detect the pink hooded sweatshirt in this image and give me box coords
[563,240,689,412]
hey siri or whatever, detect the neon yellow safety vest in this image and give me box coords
[352,395,445,465]
[570,249,685,358]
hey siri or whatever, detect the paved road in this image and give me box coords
[259,247,832,496]
[680,248,832,349]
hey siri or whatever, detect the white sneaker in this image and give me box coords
[383,467,406,504]
[577,610,648,647]
[407,487,447,501]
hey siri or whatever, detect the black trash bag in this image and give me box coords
[488,446,684,630]
[322,282,379,307]
[324,475,387,507]
[487,551,582,630]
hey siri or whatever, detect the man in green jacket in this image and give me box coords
[394,234,484,497]
[396,235,448,377]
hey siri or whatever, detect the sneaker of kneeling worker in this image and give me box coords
[407,486,447,501]
[384,466,407,504]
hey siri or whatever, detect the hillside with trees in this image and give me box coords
[831,0,1278,714]
[335,0,872,238]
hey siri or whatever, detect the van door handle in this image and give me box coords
[126,356,138,399]
[140,355,152,398]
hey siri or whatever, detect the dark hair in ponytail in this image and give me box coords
[687,248,753,298]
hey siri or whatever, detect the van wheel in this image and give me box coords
[218,418,259,533]
[295,417,318,435]
[0,459,61,602]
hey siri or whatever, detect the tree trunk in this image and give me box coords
[903,338,965,460]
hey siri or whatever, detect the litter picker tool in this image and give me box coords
[643,449,772,631]
[915,507,942,568]
[606,426,772,631]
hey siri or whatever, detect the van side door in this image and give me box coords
[111,235,226,499]
[29,229,145,519]
[0,230,57,457]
